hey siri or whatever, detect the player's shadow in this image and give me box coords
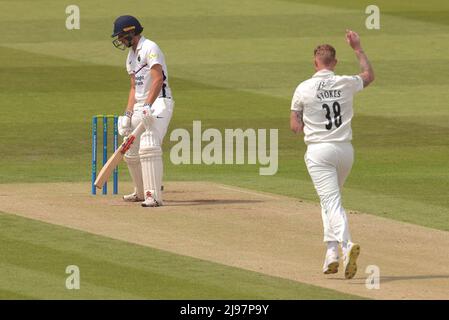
[329,274,449,284]
[167,199,263,206]
[378,274,449,283]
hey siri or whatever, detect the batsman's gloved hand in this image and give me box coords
[117,110,133,136]
[142,103,155,130]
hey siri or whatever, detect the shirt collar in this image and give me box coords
[135,35,146,51]
[312,69,334,78]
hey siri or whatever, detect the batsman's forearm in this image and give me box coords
[127,87,136,111]
[145,79,163,105]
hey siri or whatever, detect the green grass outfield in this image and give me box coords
[0,212,360,299]
[0,0,448,299]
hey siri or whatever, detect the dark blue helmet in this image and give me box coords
[111,15,143,49]
[112,15,143,37]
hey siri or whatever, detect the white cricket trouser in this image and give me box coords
[304,142,354,243]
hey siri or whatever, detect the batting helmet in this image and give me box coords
[111,15,143,50]
[112,15,143,37]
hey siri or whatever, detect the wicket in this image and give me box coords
[91,115,119,195]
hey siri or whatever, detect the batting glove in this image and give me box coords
[118,112,132,137]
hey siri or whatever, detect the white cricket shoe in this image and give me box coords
[323,250,339,274]
[141,198,162,207]
[123,192,144,202]
[343,242,361,279]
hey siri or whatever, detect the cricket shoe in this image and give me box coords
[123,192,144,202]
[141,198,162,207]
[343,243,361,279]
[323,251,339,274]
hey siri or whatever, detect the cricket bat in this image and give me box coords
[94,122,145,189]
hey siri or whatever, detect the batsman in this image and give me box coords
[112,15,174,207]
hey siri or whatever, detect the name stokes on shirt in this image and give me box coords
[316,89,342,101]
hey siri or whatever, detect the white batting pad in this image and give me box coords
[139,145,163,205]
[124,153,144,199]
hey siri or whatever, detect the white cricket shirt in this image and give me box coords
[126,36,172,102]
[291,69,363,145]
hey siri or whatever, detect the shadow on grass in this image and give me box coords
[167,199,263,206]
[327,274,449,284]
